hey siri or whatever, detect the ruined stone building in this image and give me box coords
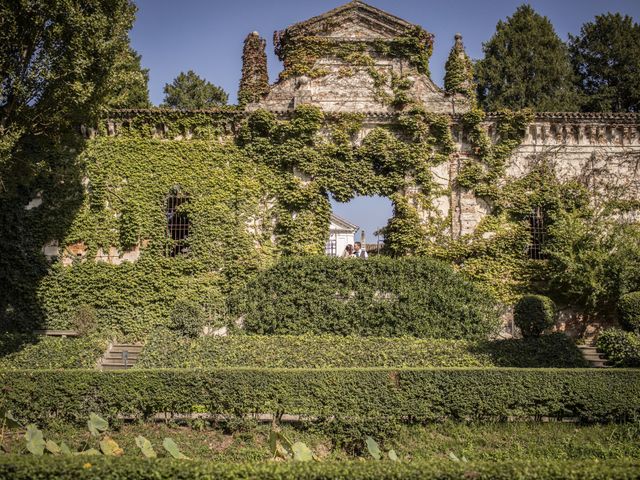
[6,1,640,335]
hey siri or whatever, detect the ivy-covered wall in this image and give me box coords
[2,105,639,338]
[2,2,640,340]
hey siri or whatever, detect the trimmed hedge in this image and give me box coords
[1,368,638,425]
[0,334,106,369]
[0,457,639,480]
[230,256,501,340]
[618,292,640,332]
[514,295,556,338]
[597,329,640,367]
[135,332,588,369]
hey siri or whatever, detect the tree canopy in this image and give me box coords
[162,71,228,109]
[475,5,579,112]
[0,0,136,136]
[0,0,138,187]
[569,13,640,112]
[105,46,151,110]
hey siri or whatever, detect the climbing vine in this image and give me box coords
[238,33,269,107]
[274,26,433,81]
[238,104,455,256]
[444,35,475,98]
[0,104,458,338]
[456,108,533,199]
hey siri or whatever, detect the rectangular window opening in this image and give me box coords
[528,206,546,260]
[166,193,190,257]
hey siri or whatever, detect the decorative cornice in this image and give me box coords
[106,109,640,124]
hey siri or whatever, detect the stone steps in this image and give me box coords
[100,343,143,370]
[577,344,610,368]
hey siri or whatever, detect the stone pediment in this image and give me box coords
[277,1,414,42]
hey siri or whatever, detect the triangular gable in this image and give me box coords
[277,1,414,41]
[330,213,359,232]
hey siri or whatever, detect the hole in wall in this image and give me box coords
[328,195,393,257]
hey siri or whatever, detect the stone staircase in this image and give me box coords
[100,343,143,370]
[577,344,609,368]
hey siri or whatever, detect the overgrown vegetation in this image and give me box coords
[2,422,638,463]
[618,292,640,332]
[238,32,270,106]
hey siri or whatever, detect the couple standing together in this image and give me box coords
[342,242,368,259]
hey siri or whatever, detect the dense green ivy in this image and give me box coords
[239,105,455,256]
[0,104,461,338]
[457,108,533,199]
[444,36,474,97]
[274,26,434,80]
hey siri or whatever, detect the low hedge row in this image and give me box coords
[135,332,587,369]
[0,333,106,369]
[1,457,639,480]
[1,368,638,425]
[230,256,501,340]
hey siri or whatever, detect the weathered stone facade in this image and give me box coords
[100,1,640,243]
[247,1,640,238]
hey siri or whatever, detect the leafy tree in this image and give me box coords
[569,13,640,112]
[475,5,579,111]
[0,0,136,150]
[162,71,228,109]
[105,46,151,110]
[546,211,640,312]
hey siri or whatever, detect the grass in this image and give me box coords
[3,422,639,463]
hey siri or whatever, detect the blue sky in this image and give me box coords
[130,0,640,240]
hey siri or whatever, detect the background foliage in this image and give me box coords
[475,5,579,111]
[162,70,228,109]
[570,13,640,113]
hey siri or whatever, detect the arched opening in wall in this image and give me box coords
[527,206,546,260]
[166,187,190,257]
[328,195,393,257]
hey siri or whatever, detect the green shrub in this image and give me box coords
[1,368,638,425]
[230,256,500,340]
[169,299,206,338]
[135,332,587,369]
[0,334,106,369]
[0,456,639,480]
[469,333,587,367]
[618,292,640,332]
[596,329,640,368]
[514,295,556,338]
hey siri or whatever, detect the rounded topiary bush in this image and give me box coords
[169,299,206,338]
[229,256,500,340]
[513,295,556,338]
[618,292,640,332]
